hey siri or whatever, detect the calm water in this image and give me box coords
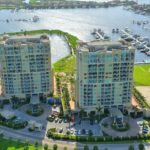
[50,35,70,63]
[0,5,150,63]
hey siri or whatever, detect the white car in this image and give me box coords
[85,130,89,135]
[70,129,74,134]
[59,128,63,133]
[78,130,81,135]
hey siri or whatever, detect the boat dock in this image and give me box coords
[120,29,150,56]
[91,29,110,41]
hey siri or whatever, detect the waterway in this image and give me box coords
[0,5,150,63]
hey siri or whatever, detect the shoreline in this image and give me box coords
[0,0,136,10]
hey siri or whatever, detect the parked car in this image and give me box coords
[55,118,59,123]
[85,130,89,135]
[81,129,86,134]
[70,129,74,134]
[63,119,67,123]
[59,128,63,133]
[59,119,62,123]
[78,130,81,135]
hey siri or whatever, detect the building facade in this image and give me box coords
[76,40,135,113]
[0,34,52,98]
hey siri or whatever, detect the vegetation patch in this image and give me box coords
[26,107,44,117]
[133,87,150,108]
[111,122,130,132]
[53,55,76,74]
[0,114,27,129]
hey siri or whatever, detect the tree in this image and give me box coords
[44,144,48,150]
[79,108,85,119]
[89,112,95,125]
[138,143,145,150]
[24,140,29,150]
[53,144,58,150]
[11,95,20,108]
[24,146,28,150]
[84,145,89,150]
[96,106,103,121]
[128,145,134,150]
[93,145,99,150]
[88,130,93,136]
[34,141,38,149]
[133,106,139,118]
[63,147,68,150]
[66,109,72,128]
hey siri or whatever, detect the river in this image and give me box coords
[0,5,150,63]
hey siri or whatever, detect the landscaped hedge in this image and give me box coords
[133,87,150,108]
[47,128,150,143]
[26,108,44,117]
[0,119,27,130]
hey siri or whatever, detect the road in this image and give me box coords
[1,125,150,150]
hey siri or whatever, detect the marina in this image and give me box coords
[120,29,150,57]
[0,4,149,63]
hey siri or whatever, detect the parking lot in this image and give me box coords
[46,117,103,136]
[0,104,103,138]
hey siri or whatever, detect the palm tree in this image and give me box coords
[79,108,85,119]
[96,106,103,121]
[133,106,138,118]
[11,95,19,108]
[89,112,95,125]
[67,109,72,128]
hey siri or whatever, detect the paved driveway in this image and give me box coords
[101,117,140,137]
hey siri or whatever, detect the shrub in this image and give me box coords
[53,144,58,150]
[93,145,99,150]
[138,143,145,150]
[26,108,44,117]
[128,145,134,150]
[44,143,48,150]
[24,146,29,150]
[102,123,108,128]
[84,145,89,150]
[34,141,38,148]
[63,147,68,150]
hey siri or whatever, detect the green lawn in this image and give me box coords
[53,55,76,74]
[134,64,150,86]
[0,137,42,150]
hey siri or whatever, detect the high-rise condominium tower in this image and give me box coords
[0,34,52,98]
[76,40,135,113]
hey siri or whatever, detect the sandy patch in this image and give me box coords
[136,86,150,106]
